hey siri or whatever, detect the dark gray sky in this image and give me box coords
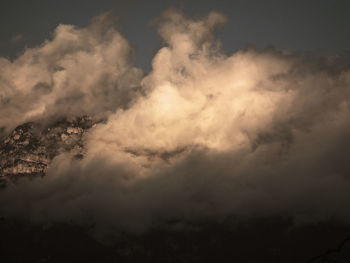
[1,0,350,70]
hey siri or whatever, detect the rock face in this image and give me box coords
[0,116,96,178]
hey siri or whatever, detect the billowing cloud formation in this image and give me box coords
[0,12,142,131]
[1,9,350,234]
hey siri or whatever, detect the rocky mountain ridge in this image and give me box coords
[0,116,97,179]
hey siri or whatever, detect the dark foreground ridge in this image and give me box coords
[306,236,350,263]
[0,217,350,263]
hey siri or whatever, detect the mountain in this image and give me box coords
[0,116,96,181]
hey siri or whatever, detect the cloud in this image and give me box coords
[0,12,142,131]
[1,9,350,235]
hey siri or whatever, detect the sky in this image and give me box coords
[1,0,350,70]
[1,0,350,236]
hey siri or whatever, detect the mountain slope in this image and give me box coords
[0,116,96,178]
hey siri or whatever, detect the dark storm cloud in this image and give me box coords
[1,8,350,236]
